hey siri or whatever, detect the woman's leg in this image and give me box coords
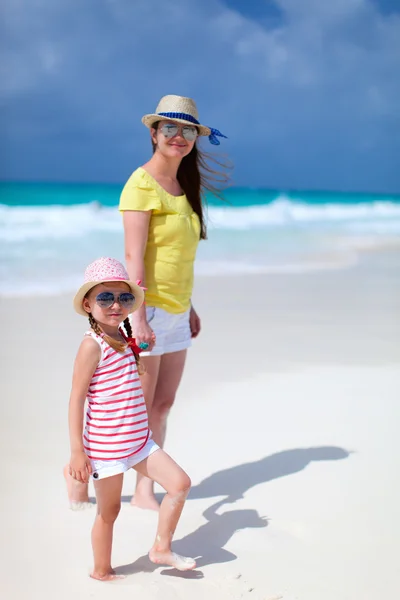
[91,473,124,581]
[151,350,187,449]
[134,449,195,570]
[131,355,161,509]
[133,350,187,509]
[63,464,92,510]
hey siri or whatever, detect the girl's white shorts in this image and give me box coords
[90,438,160,480]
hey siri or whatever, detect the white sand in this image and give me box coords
[1,251,400,599]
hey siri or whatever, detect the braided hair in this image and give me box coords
[120,317,142,371]
[88,313,142,373]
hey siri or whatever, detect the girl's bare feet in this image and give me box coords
[63,465,92,510]
[90,568,125,581]
[135,451,194,570]
[130,493,160,511]
[149,549,196,571]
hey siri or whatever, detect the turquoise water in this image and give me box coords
[1,181,398,207]
[1,182,400,296]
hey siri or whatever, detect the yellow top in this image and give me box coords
[119,168,200,314]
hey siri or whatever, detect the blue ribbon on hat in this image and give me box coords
[157,112,227,145]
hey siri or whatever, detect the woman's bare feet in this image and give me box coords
[63,465,92,510]
[90,568,125,581]
[130,493,160,511]
[149,549,196,571]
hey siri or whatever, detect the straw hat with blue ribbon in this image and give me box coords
[142,95,227,146]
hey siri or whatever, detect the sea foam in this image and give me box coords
[1,197,400,296]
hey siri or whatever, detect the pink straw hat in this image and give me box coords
[73,257,145,316]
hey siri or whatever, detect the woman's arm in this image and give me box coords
[122,210,156,349]
[123,210,151,320]
[189,303,201,338]
[68,337,100,482]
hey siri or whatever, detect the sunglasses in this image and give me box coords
[160,123,198,142]
[95,291,135,310]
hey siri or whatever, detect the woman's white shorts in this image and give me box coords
[140,306,192,356]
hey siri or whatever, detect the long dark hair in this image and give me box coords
[152,123,230,239]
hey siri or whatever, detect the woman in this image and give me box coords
[119,94,228,510]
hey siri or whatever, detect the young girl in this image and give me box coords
[68,256,196,580]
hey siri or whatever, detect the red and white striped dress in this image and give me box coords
[83,331,149,461]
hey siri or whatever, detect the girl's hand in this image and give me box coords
[131,316,156,351]
[69,450,92,484]
[189,305,201,338]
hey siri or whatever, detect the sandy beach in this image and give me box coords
[1,250,400,600]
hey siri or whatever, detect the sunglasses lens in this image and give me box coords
[96,292,114,308]
[160,123,197,141]
[95,292,135,309]
[182,126,197,141]
[119,293,135,308]
[161,124,178,138]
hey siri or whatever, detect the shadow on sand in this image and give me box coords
[116,446,350,576]
[187,446,351,504]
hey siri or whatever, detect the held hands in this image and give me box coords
[131,316,156,352]
[69,450,92,484]
[131,305,199,350]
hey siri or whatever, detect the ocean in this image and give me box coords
[1,181,400,297]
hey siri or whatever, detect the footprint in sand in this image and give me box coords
[217,572,259,599]
[217,573,286,600]
[70,501,93,511]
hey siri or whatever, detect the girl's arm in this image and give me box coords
[68,337,100,483]
[123,210,155,348]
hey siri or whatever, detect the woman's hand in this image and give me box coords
[131,314,156,351]
[189,305,201,338]
[69,450,92,484]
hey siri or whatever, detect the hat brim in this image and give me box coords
[73,280,145,317]
[142,114,211,137]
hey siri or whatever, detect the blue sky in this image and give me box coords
[1,0,400,192]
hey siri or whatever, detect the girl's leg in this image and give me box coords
[134,449,195,571]
[133,351,187,510]
[91,473,124,581]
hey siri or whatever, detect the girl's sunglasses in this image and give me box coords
[160,123,198,142]
[95,291,135,310]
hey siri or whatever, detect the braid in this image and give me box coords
[88,313,126,354]
[88,313,103,337]
[87,314,143,373]
[123,317,132,337]
[122,317,143,375]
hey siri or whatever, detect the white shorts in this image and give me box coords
[90,438,160,480]
[140,306,192,356]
